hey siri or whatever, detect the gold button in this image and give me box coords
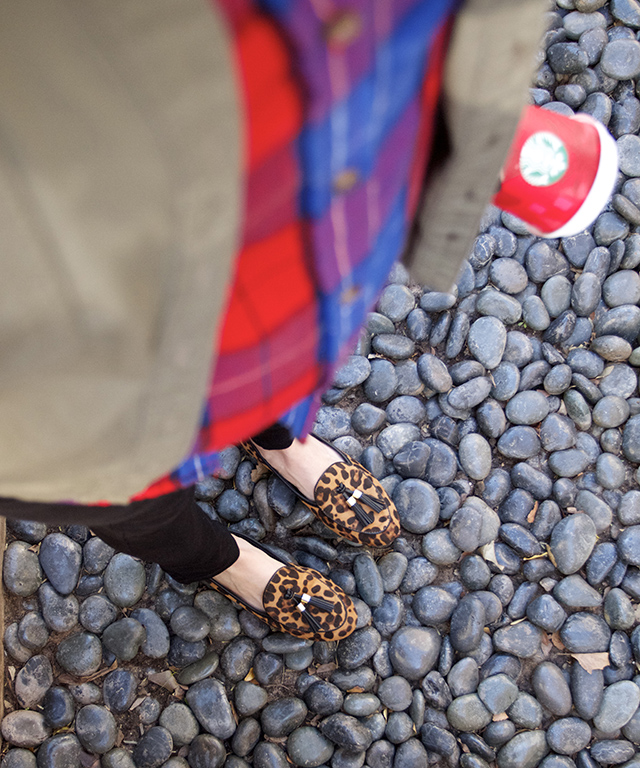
[324,10,362,49]
[333,168,359,194]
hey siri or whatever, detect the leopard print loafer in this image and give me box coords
[209,532,357,641]
[242,436,401,549]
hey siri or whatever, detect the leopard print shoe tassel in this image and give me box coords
[284,589,334,633]
[336,483,385,525]
[285,589,334,612]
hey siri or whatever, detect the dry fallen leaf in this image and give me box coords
[493,712,509,721]
[571,652,610,673]
[550,632,565,651]
[314,663,337,676]
[84,659,118,683]
[480,541,503,570]
[545,544,558,568]
[250,464,269,483]
[527,502,539,524]
[244,668,256,682]
[347,686,365,693]
[57,674,81,686]
[148,670,185,697]
[130,697,146,710]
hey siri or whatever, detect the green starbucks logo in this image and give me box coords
[519,131,568,187]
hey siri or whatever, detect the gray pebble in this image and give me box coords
[100,749,137,768]
[186,735,225,768]
[130,608,170,658]
[392,479,439,534]
[496,731,548,768]
[364,359,397,403]
[75,705,117,754]
[320,713,373,751]
[79,594,117,634]
[378,284,415,321]
[601,38,640,78]
[550,513,597,574]
[507,692,543,730]
[412,586,457,627]
[18,611,49,651]
[618,525,640,566]
[353,554,384,607]
[497,427,541,460]
[492,621,542,658]
[377,423,420,459]
[103,553,146,608]
[491,362,520,402]
[159,703,199,747]
[186,678,236,739]
[137,697,162,726]
[449,596,486,653]
[286,726,334,768]
[333,355,371,389]
[1,712,50,749]
[468,317,507,369]
[560,612,611,652]
[446,695,492,733]
[234,680,268,717]
[389,627,440,680]
[102,618,146,662]
[337,626,381,669]
[4,542,42,597]
[131,726,173,768]
[505,391,549,425]
[15,654,53,708]
[55,632,101,676]
[42,686,75,729]
[594,680,640,732]
[102,669,137,713]
[532,661,573,716]
[38,533,81,595]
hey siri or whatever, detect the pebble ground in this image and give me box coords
[3,1,640,767]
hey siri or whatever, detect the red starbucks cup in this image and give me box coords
[492,105,618,238]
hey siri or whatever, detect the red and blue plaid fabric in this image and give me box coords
[136,0,456,500]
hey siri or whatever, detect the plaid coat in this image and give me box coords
[0,0,545,503]
[137,0,459,498]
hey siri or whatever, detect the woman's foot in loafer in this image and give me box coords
[213,534,281,612]
[253,436,340,502]
[209,532,357,641]
[244,435,401,548]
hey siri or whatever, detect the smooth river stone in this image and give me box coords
[446,694,492,732]
[593,680,640,732]
[549,513,596,575]
[388,627,441,680]
[531,662,572,716]
[103,553,146,607]
[497,731,549,768]
[1,711,50,748]
[468,317,507,369]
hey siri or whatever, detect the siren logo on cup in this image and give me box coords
[519,131,569,187]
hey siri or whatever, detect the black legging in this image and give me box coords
[0,424,294,584]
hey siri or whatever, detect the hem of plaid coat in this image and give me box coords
[136,0,458,500]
